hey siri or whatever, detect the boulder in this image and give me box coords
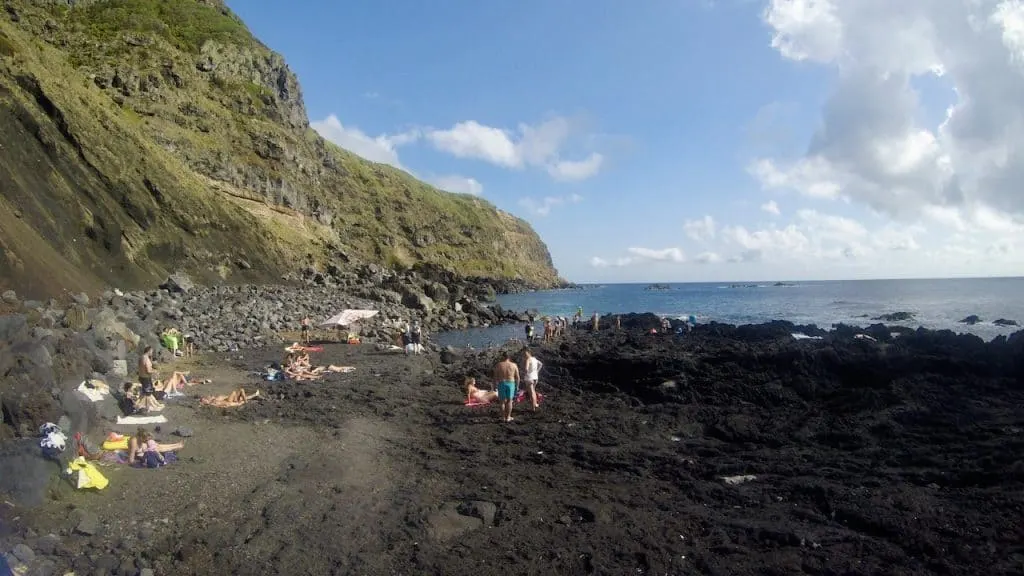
[401,289,434,312]
[994,318,1019,327]
[160,272,195,294]
[959,315,982,325]
[0,440,61,507]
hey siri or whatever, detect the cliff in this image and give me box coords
[0,0,561,298]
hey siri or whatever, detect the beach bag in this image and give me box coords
[66,457,109,490]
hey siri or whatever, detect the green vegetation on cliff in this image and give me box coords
[0,0,560,297]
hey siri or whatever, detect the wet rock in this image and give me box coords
[872,311,915,322]
[959,315,982,325]
[994,318,1019,327]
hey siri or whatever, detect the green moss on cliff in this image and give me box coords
[0,0,561,297]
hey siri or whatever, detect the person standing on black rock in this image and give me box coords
[137,346,157,399]
[525,322,534,343]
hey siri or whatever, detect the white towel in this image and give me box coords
[116,415,168,425]
[76,382,109,403]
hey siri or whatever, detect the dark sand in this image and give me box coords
[5,323,1024,575]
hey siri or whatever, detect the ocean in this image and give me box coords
[434,277,1024,348]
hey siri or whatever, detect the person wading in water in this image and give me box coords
[492,351,520,423]
[300,316,311,344]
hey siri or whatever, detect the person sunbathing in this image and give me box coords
[128,428,183,466]
[153,371,192,396]
[200,388,260,408]
[465,377,498,404]
[123,383,164,413]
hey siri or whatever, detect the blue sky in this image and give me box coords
[228,0,1024,283]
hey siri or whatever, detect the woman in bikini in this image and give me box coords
[127,428,184,466]
[200,388,261,408]
[465,376,498,404]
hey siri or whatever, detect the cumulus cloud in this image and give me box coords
[684,215,717,242]
[761,200,781,215]
[312,114,410,169]
[627,246,687,263]
[754,0,1024,226]
[429,175,484,196]
[425,117,606,181]
[519,193,583,217]
[589,246,686,268]
[313,114,483,196]
[696,251,724,264]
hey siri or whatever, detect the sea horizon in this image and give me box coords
[563,274,1024,286]
[437,276,1024,347]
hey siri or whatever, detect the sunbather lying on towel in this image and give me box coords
[465,377,498,405]
[200,388,261,408]
[128,428,184,466]
[283,352,353,380]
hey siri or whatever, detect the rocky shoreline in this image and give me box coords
[0,266,545,441]
[0,311,1023,574]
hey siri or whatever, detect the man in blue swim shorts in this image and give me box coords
[492,351,520,423]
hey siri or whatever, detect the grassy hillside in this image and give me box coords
[0,0,560,297]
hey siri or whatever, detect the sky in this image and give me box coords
[228,0,1024,283]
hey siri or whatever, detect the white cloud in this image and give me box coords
[548,153,605,181]
[426,120,519,167]
[425,117,606,180]
[754,0,1024,231]
[684,215,717,242]
[312,114,411,169]
[627,246,687,263]
[589,246,687,268]
[696,251,724,264]
[518,193,583,217]
[430,175,483,196]
[761,200,781,215]
[313,115,482,196]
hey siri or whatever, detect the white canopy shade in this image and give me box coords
[319,309,379,327]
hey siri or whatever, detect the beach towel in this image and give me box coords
[102,436,130,451]
[116,415,168,425]
[464,392,545,408]
[66,457,109,490]
[516,391,545,405]
[76,380,110,402]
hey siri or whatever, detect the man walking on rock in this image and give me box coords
[492,351,520,423]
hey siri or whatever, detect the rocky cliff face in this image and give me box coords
[0,0,561,298]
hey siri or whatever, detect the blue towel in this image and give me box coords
[0,555,14,576]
